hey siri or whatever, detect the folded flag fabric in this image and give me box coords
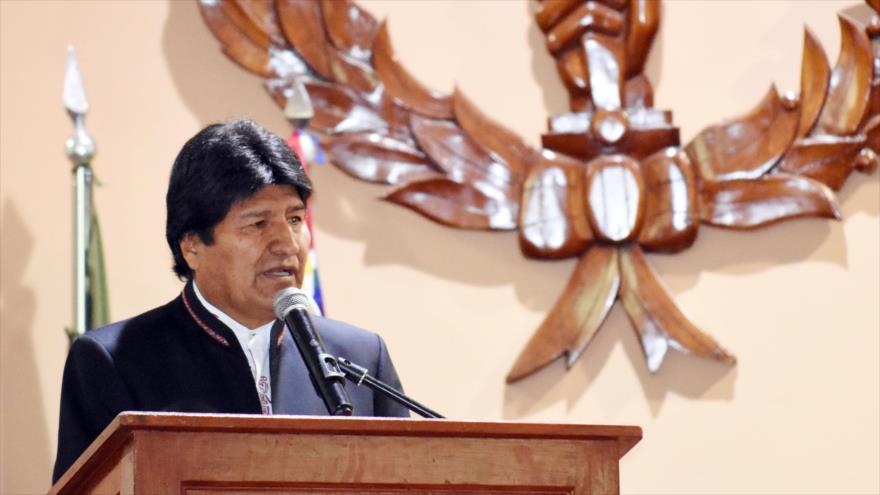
[87,209,110,329]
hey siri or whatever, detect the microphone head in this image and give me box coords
[272,287,316,320]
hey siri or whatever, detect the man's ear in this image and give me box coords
[180,233,202,272]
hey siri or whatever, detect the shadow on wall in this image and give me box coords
[0,200,52,491]
[161,0,284,129]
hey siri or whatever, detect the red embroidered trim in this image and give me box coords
[182,289,229,347]
[275,322,284,348]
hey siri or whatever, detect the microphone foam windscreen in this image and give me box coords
[272,287,314,320]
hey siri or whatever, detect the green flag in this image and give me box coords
[87,210,109,330]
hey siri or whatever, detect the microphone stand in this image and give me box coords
[337,357,444,419]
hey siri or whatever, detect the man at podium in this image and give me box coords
[53,120,410,483]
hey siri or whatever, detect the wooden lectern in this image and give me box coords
[50,412,641,494]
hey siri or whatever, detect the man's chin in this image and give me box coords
[258,278,301,307]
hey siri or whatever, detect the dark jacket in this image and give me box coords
[52,281,408,482]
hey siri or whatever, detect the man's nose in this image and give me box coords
[267,220,300,256]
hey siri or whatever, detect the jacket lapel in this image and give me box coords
[180,281,263,414]
[269,321,328,415]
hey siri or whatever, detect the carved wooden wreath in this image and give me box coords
[198,0,879,383]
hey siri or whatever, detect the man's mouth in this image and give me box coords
[263,268,295,279]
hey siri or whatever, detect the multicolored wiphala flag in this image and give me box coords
[287,129,325,315]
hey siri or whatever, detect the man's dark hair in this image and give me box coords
[166,119,312,280]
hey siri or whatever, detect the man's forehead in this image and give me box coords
[234,185,305,213]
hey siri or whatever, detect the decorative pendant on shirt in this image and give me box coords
[258,375,272,415]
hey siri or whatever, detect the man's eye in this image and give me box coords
[288,216,302,225]
[251,220,266,228]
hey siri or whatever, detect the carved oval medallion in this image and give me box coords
[585,156,644,243]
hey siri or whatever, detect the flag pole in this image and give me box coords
[64,45,96,343]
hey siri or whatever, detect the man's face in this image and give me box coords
[181,184,309,328]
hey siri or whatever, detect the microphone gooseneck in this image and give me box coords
[273,287,353,416]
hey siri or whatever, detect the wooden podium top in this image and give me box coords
[53,413,642,494]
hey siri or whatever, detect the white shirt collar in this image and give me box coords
[192,281,274,334]
[192,281,273,372]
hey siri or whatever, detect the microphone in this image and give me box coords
[273,287,353,416]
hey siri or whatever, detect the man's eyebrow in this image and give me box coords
[239,204,305,218]
[239,210,272,219]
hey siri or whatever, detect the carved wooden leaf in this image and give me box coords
[506,246,619,383]
[372,21,453,119]
[327,132,436,184]
[637,147,699,253]
[275,0,332,78]
[384,177,517,230]
[686,86,799,182]
[199,0,272,77]
[618,245,735,373]
[797,28,831,138]
[452,89,535,180]
[234,0,284,47]
[815,15,873,136]
[302,81,385,135]
[275,0,378,92]
[777,135,866,190]
[326,50,379,94]
[409,114,516,200]
[320,0,378,60]
[378,91,416,143]
[221,0,273,50]
[519,150,592,259]
[699,173,841,229]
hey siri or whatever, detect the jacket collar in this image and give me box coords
[181,280,285,349]
[181,280,232,347]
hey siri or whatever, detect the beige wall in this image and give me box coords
[1,1,878,493]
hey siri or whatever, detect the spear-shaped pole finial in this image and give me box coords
[282,77,314,130]
[64,45,95,166]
